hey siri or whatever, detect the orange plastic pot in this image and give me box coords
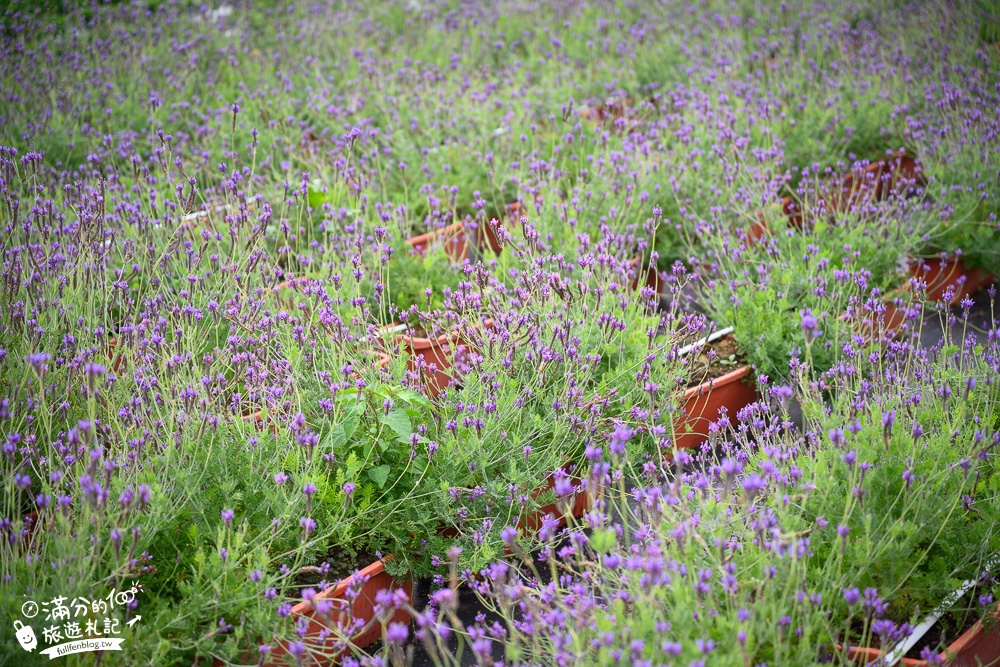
[262,559,413,664]
[845,602,1000,666]
[518,465,591,535]
[405,221,470,262]
[628,256,663,295]
[909,256,995,305]
[829,152,926,215]
[479,202,524,254]
[673,364,759,450]
[106,337,124,373]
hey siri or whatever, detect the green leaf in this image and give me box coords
[380,406,413,444]
[335,388,359,403]
[342,401,364,441]
[326,423,347,451]
[368,464,391,489]
[591,528,616,554]
[396,388,433,409]
[307,186,326,210]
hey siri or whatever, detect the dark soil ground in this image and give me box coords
[296,546,379,589]
[684,335,744,388]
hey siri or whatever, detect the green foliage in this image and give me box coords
[371,241,469,326]
[698,198,932,381]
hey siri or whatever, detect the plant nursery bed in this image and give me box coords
[295,546,381,589]
[10,3,1000,665]
[908,256,996,306]
[846,565,1000,667]
[848,606,1000,666]
[673,332,759,450]
[212,557,412,666]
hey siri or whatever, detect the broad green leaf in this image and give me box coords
[368,464,391,489]
[326,423,346,451]
[342,401,365,441]
[380,406,413,444]
[335,388,359,403]
[307,186,326,210]
[396,388,433,409]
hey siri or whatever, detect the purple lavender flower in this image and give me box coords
[609,423,634,455]
[386,622,409,644]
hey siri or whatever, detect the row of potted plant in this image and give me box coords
[2,167,776,666]
[5,2,1000,663]
[242,227,767,660]
[401,286,1000,667]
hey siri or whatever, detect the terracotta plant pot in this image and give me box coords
[518,465,592,535]
[845,602,1000,666]
[628,256,664,295]
[226,559,412,666]
[909,256,995,305]
[384,316,494,398]
[395,327,471,398]
[106,337,125,373]
[405,221,470,262]
[674,364,759,451]
[828,151,926,215]
[479,202,524,254]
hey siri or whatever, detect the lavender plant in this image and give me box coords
[2,1,999,665]
[401,294,1000,667]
